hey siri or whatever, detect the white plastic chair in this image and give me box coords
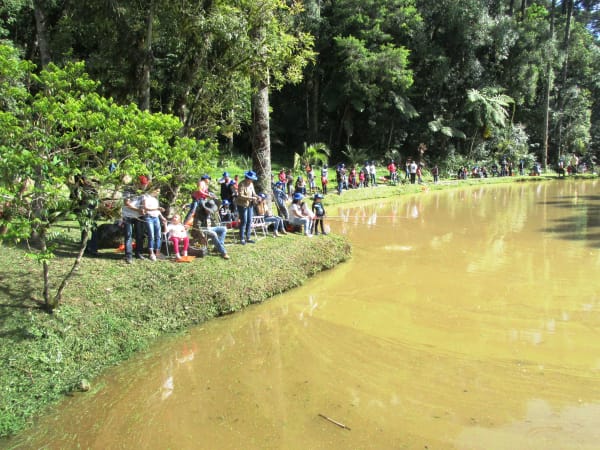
[250,215,268,240]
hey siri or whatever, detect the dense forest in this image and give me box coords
[2,0,600,173]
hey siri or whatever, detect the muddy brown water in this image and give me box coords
[7,180,600,450]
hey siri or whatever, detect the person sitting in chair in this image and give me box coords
[289,193,313,237]
[255,193,287,237]
[165,213,189,260]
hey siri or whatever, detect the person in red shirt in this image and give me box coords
[387,160,397,184]
[184,175,215,225]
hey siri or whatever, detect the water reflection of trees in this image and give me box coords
[541,180,600,248]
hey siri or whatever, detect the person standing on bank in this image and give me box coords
[235,170,260,244]
[142,186,165,261]
[122,175,148,264]
[409,160,418,184]
[311,193,327,235]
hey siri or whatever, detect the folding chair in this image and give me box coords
[250,215,268,240]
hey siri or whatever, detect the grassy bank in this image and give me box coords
[0,171,593,438]
[0,231,351,437]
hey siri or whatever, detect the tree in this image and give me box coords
[308,0,419,157]
[0,44,216,311]
[234,0,314,193]
[293,142,331,172]
[465,87,515,156]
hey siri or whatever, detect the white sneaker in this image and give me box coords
[306,233,313,238]
[175,253,181,259]
[150,253,157,261]
[183,251,187,257]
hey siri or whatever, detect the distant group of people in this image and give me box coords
[387,160,425,185]
[457,157,544,180]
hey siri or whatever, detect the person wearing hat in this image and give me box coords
[288,193,312,237]
[235,170,260,244]
[311,193,327,235]
[195,197,218,227]
[219,172,236,208]
[219,199,233,223]
[272,181,289,220]
[255,193,287,237]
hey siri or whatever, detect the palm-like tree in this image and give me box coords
[465,87,514,156]
[341,144,368,166]
[293,142,331,172]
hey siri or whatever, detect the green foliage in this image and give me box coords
[465,87,514,132]
[0,43,217,310]
[0,0,28,37]
[293,142,330,172]
[428,117,467,139]
[3,0,600,169]
[488,123,533,163]
[341,145,369,166]
[556,86,592,156]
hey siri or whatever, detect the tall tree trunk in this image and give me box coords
[561,0,573,85]
[508,0,515,16]
[140,1,154,111]
[252,79,272,194]
[556,0,574,159]
[386,120,395,153]
[309,71,320,143]
[520,0,528,17]
[33,0,51,67]
[542,0,556,169]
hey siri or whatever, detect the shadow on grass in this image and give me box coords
[0,270,46,342]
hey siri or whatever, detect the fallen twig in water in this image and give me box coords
[318,413,351,430]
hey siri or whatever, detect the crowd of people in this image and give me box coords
[90,168,330,264]
[83,152,587,263]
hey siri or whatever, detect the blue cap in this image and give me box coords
[314,193,323,200]
[244,170,258,181]
[222,171,229,177]
[222,199,230,205]
[258,193,267,199]
[293,193,304,201]
[201,174,211,180]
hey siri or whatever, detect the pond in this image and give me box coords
[9,180,600,450]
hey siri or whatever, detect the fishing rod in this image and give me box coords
[322,215,416,219]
